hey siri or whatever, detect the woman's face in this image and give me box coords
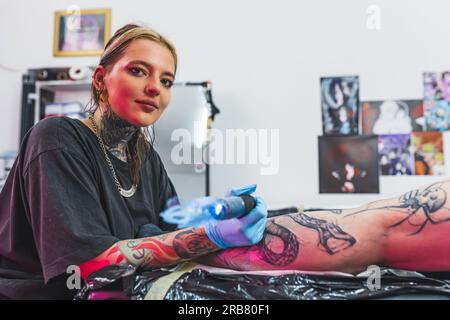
[100,39,176,127]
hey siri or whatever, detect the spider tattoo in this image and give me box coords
[345,183,450,235]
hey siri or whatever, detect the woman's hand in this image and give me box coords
[204,196,268,249]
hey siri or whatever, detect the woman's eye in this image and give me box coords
[161,79,174,88]
[129,67,146,76]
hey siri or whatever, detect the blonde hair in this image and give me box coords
[101,24,177,73]
[86,24,178,187]
[90,24,177,110]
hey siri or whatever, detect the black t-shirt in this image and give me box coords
[0,116,177,299]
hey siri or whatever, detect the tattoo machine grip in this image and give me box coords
[160,195,257,228]
[205,195,256,220]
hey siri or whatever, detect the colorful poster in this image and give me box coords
[320,76,359,135]
[412,132,445,175]
[423,71,450,131]
[378,134,414,175]
[318,135,379,193]
[361,100,425,135]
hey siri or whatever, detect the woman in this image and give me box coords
[0,24,267,299]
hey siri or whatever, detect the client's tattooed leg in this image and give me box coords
[258,220,299,266]
[203,219,300,269]
[197,212,358,271]
[288,213,356,255]
[344,182,450,236]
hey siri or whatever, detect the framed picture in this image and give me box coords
[412,132,445,175]
[378,134,414,176]
[320,76,360,136]
[318,135,379,194]
[423,71,450,131]
[361,99,425,135]
[53,8,111,57]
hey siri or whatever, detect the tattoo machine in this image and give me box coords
[160,195,257,229]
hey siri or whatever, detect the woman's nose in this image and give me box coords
[144,77,161,97]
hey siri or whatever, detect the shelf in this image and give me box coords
[36,80,92,92]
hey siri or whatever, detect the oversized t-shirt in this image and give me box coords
[0,116,177,299]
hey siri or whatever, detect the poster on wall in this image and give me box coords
[423,71,450,131]
[320,76,359,136]
[53,8,111,57]
[361,100,425,135]
[378,134,414,175]
[318,135,379,193]
[411,132,445,175]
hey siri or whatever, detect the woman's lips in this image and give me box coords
[135,100,158,112]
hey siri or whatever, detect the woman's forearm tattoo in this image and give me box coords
[173,229,217,259]
[106,227,218,269]
[116,238,178,268]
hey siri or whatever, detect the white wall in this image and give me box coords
[1,0,450,208]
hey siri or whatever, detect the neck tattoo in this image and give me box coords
[100,109,139,162]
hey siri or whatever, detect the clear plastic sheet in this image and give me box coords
[75,264,450,300]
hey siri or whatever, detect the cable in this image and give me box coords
[0,63,24,74]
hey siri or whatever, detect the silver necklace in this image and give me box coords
[89,115,137,198]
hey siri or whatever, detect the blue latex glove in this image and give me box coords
[161,184,258,229]
[226,184,257,197]
[160,196,217,229]
[204,196,268,249]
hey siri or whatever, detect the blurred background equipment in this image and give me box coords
[0,151,17,192]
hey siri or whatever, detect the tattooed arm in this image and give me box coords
[198,180,450,273]
[79,227,219,280]
[197,209,381,273]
